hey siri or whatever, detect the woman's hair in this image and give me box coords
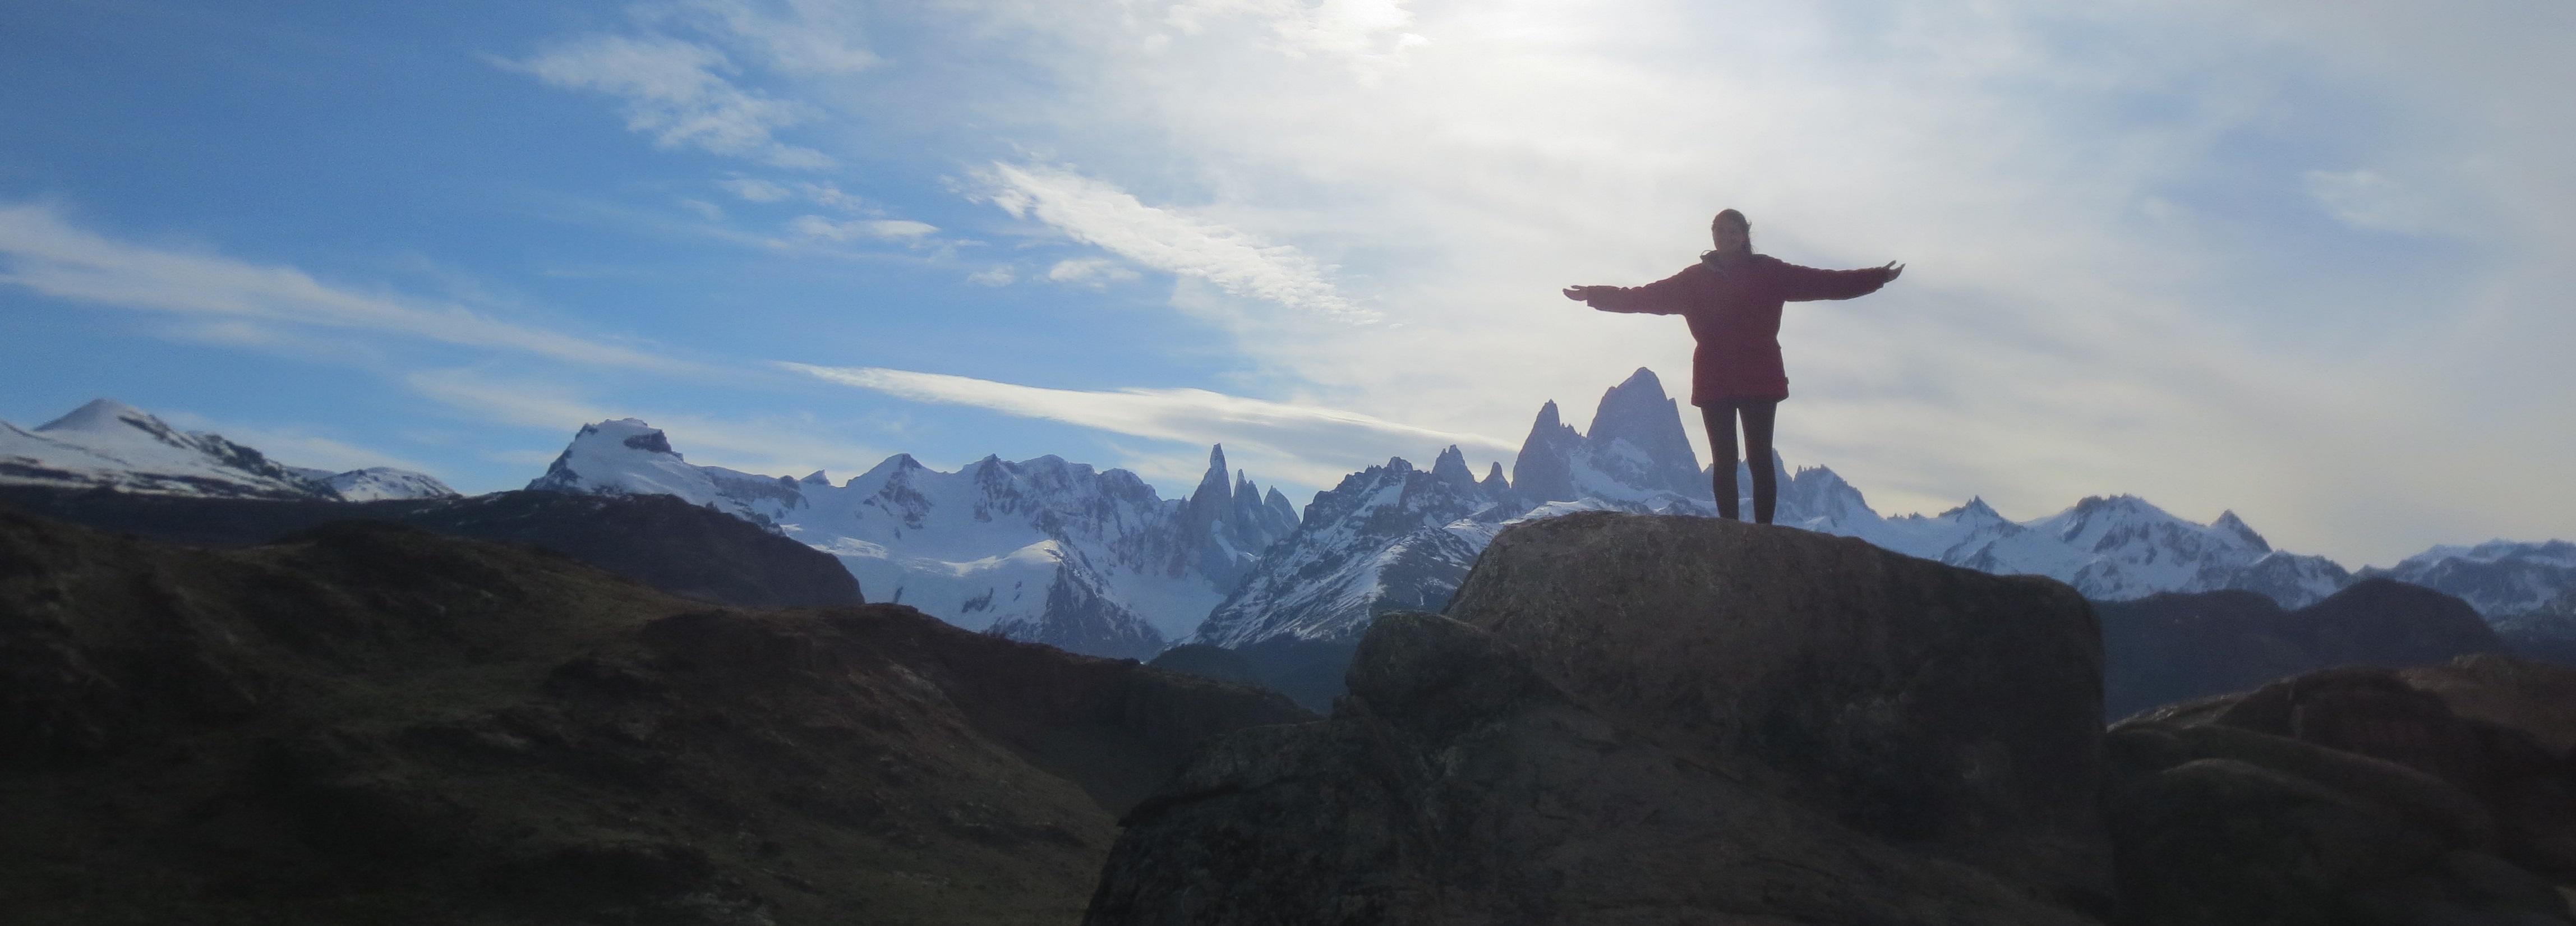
[1713,209,1748,229]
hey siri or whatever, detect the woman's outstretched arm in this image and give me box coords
[1562,269,1694,314]
[1775,260,1902,302]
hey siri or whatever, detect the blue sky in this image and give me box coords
[3,0,2569,566]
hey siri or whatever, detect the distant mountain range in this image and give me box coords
[5,383,2571,665]
[1,399,455,501]
[524,417,1298,660]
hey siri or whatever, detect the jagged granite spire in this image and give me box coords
[1511,400,1580,504]
[1265,487,1298,529]
[1587,368,1707,500]
[1189,444,1234,510]
[1173,444,1300,591]
[1430,445,1476,487]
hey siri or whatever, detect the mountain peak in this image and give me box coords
[1512,399,1582,504]
[570,418,679,458]
[1581,366,1704,499]
[35,398,155,435]
[3,398,329,500]
[1196,444,1232,492]
[1430,445,1475,487]
[1613,366,1662,392]
[2213,510,2270,551]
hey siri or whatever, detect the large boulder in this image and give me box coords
[1088,512,2116,923]
[1085,612,2099,925]
[1441,512,2109,906]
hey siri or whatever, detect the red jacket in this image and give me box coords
[1586,253,1892,405]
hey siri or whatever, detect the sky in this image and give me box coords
[1,0,2569,568]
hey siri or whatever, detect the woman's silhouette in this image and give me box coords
[1564,209,1901,524]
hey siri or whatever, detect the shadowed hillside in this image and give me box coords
[0,505,1306,925]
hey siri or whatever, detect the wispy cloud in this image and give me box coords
[787,215,937,242]
[718,177,793,202]
[677,0,884,76]
[974,162,1375,321]
[2302,168,2445,235]
[778,362,1508,482]
[1047,257,1139,286]
[510,34,832,169]
[1157,0,1427,80]
[0,204,681,370]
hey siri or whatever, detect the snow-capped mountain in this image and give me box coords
[1195,448,1517,649]
[527,418,805,522]
[1193,367,2383,662]
[1193,371,1714,653]
[1513,367,1717,513]
[307,467,460,501]
[525,418,1297,660]
[0,399,451,501]
[518,374,2568,667]
[2360,541,2576,622]
[1773,473,2354,607]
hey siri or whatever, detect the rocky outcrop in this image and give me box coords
[2110,659,2576,924]
[2400,654,2576,756]
[1087,613,2098,926]
[2100,579,2507,721]
[1445,512,2110,906]
[1091,513,2112,923]
[0,505,1306,925]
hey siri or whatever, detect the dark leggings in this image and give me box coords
[1701,399,1778,524]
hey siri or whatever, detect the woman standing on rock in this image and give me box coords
[1564,209,1901,524]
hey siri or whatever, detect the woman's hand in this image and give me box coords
[1881,261,1905,282]
[1563,285,1606,301]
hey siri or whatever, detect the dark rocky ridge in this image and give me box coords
[2099,579,2507,721]
[1093,513,2112,922]
[0,485,860,610]
[0,506,1307,924]
[2109,658,2576,924]
[1142,642,1262,686]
